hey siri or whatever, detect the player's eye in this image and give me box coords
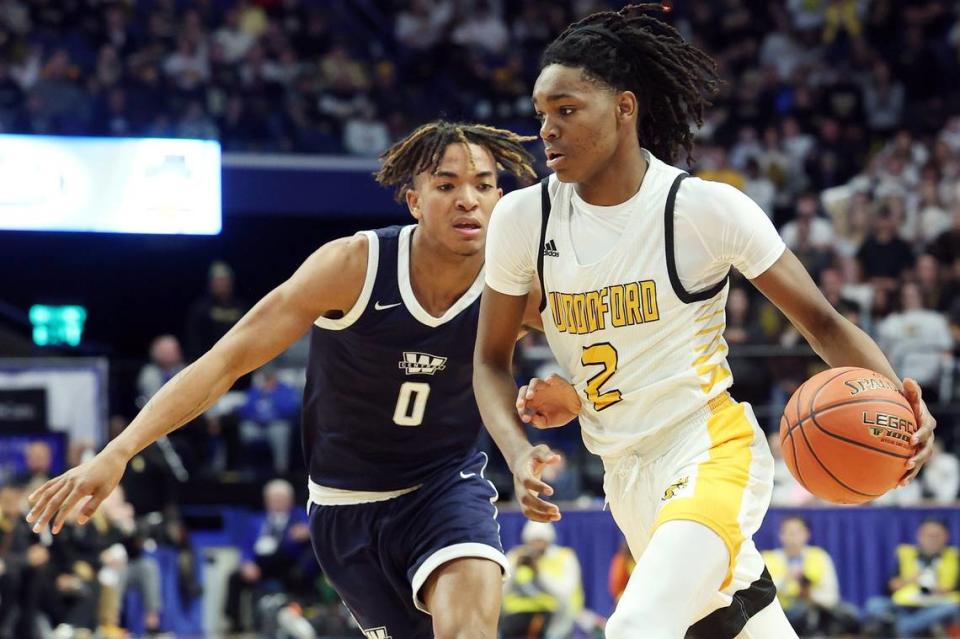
[534,112,545,122]
[559,107,576,116]
[437,183,454,191]
[478,183,494,191]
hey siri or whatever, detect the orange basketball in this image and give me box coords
[778,367,917,505]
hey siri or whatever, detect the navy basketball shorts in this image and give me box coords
[308,451,508,639]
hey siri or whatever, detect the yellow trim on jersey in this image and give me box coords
[653,395,754,590]
[692,298,730,394]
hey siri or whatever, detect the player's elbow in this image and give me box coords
[796,305,846,355]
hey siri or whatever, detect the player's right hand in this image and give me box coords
[511,444,561,523]
[516,374,581,429]
[26,449,128,535]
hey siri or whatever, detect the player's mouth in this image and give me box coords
[545,149,566,169]
[452,218,483,238]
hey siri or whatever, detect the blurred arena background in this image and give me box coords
[0,0,959,637]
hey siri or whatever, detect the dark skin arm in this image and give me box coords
[28,235,370,533]
[474,286,560,523]
[750,249,936,484]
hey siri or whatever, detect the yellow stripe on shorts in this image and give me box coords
[654,394,754,590]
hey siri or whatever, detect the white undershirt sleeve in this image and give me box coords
[484,186,542,296]
[673,177,786,291]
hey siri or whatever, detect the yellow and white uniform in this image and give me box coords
[485,149,787,630]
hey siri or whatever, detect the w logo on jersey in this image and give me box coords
[399,352,447,375]
[363,627,391,639]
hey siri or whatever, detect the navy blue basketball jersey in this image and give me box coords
[302,225,485,491]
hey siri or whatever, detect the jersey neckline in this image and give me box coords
[397,224,485,327]
[561,149,661,268]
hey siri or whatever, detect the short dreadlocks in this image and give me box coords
[541,3,720,165]
[375,121,538,202]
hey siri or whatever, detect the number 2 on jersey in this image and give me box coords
[393,381,430,426]
[581,342,622,411]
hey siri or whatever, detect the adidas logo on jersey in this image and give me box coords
[399,352,447,375]
[363,628,392,639]
[542,239,559,257]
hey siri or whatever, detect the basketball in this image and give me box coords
[779,367,917,505]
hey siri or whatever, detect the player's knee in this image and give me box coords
[605,602,684,639]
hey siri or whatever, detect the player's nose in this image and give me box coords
[540,116,559,141]
[457,186,480,210]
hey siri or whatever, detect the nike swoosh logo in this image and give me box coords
[460,471,476,479]
[374,301,402,311]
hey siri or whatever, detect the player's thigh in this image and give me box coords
[404,452,508,613]
[309,502,434,639]
[606,519,728,639]
[421,557,502,637]
[654,399,773,593]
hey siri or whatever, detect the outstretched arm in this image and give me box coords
[751,248,936,484]
[28,234,370,532]
[474,286,560,522]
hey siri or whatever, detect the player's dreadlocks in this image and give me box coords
[375,121,538,202]
[541,2,719,166]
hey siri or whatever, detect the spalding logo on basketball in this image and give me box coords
[779,367,916,505]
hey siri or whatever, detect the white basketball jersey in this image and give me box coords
[537,156,733,457]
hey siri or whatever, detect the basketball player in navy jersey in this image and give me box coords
[26,121,541,638]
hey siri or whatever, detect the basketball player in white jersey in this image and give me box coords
[473,5,937,639]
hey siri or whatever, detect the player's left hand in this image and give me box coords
[516,374,582,429]
[900,378,936,486]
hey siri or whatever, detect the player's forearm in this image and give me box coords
[809,315,902,389]
[474,362,534,472]
[104,352,238,461]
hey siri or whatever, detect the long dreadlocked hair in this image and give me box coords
[375,121,538,202]
[541,3,720,166]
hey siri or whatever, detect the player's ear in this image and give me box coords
[405,186,422,222]
[617,90,638,123]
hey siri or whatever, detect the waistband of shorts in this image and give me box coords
[307,477,421,507]
[601,392,734,469]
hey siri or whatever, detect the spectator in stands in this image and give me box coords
[39,514,101,637]
[0,483,50,639]
[865,519,960,638]
[608,541,634,604]
[185,261,247,361]
[90,487,162,637]
[857,205,916,294]
[929,207,960,268]
[914,179,952,248]
[137,335,186,408]
[176,100,219,140]
[914,253,948,312]
[237,366,299,474]
[695,146,746,191]
[768,433,816,507]
[743,157,775,218]
[762,515,858,636]
[780,192,835,252]
[503,521,584,639]
[877,281,953,397]
[394,0,454,51]
[724,287,770,405]
[13,442,53,496]
[343,103,390,157]
[538,448,582,502]
[862,60,905,136]
[224,479,313,634]
[917,441,960,505]
[451,0,509,55]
